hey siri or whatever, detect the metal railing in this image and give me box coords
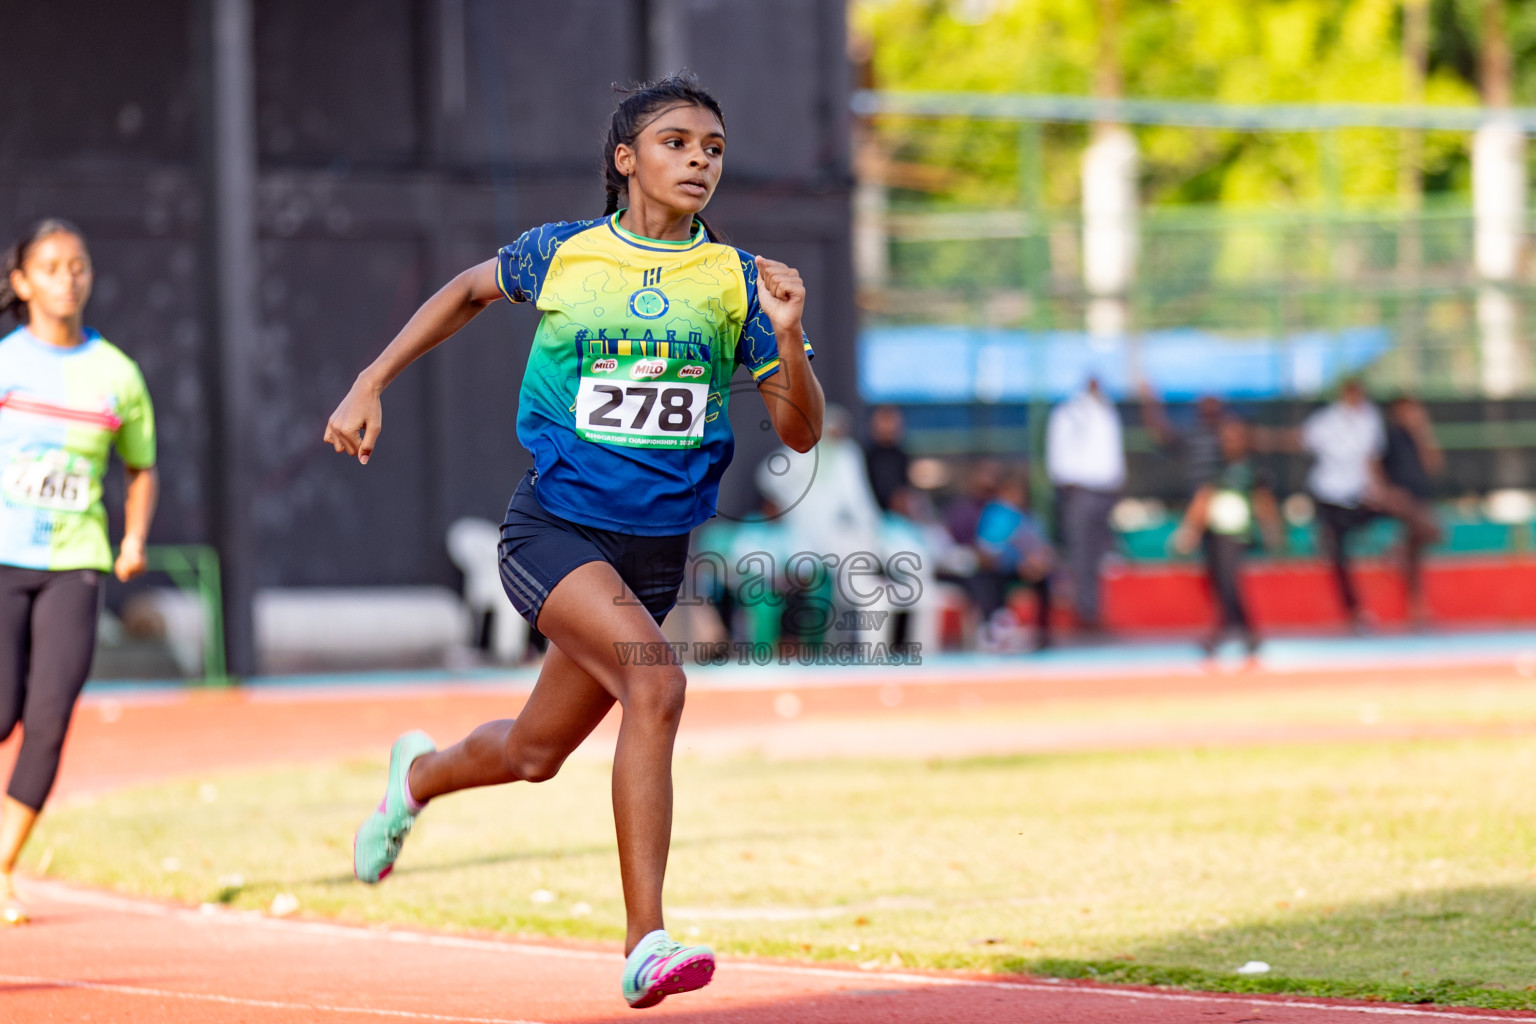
[865,201,1536,399]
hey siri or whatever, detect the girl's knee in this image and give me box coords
[505,745,566,784]
[622,666,687,726]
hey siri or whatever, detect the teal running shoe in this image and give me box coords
[621,929,716,1009]
[353,730,435,884]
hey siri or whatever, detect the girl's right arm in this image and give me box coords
[323,258,504,464]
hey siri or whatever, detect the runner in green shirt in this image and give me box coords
[0,220,158,925]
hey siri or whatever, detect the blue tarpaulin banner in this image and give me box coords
[858,325,1393,403]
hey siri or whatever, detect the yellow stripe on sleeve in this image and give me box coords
[495,260,517,303]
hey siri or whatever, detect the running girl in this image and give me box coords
[0,220,158,924]
[323,74,822,1008]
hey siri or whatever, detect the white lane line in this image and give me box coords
[31,882,1536,1022]
[35,883,617,963]
[0,973,548,1024]
[729,963,1534,1022]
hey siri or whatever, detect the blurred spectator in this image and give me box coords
[944,459,1003,547]
[889,486,975,581]
[757,404,886,645]
[1171,415,1282,658]
[1046,377,1125,633]
[941,459,1010,643]
[864,405,911,511]
[1297,378,1387,632]
[720,492,794,648]
[975,470,1055,651]
[1140,386,1225,491]
[1382,395,1445,625]
[758,404,883,557]
[882,486,975,652]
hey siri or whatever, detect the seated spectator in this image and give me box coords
[703,493,795,648]
[941,460,1010,646]
[944,459,1002,548]
[882,486,976,652]
[757,406,882,648]
[974,470,1056,652]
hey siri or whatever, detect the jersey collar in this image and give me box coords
[607,211,708,253]
[15,325,101,356]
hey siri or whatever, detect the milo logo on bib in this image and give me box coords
[576,351,710,449]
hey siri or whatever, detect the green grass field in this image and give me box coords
[26,704,1536,1009]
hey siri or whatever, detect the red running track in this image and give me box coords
[5,664,1536,1022]
[6,881,1536,1024]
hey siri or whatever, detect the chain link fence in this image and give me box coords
[867,199,1536,399]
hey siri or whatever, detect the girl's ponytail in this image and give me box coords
[602,119,628,217]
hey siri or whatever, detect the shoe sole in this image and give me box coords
[628,952,715,1009]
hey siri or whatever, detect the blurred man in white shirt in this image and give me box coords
[1299,378,1387,630]
[1046,377,1125,633]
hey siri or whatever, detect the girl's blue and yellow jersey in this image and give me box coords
[496,213,814,536]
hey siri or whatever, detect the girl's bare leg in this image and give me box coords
[531,562,686,954]
[0,795,38,876]
[408,643,617,798]
[406,561,684,954]
[0,796,38,920]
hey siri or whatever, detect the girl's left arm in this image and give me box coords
[1171,486,1212,556]
[753,256,823,453]
[114,464,159,582]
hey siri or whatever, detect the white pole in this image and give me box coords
[853,177,889,291]
[1473,117,1527,396]
[1082,124,1138,341]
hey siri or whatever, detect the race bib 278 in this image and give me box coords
[575,353,709,449]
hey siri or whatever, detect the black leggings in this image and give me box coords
[1201,532,1253,638]
[0,566,101,811]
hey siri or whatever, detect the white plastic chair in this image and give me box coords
[446,517,529,663]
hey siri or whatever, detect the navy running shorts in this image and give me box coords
[497,470,691,628]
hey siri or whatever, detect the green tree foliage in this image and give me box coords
[852,0,1493,210]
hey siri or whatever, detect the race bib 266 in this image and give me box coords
[1,447,93,512]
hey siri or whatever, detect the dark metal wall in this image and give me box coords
[0,1,855,601]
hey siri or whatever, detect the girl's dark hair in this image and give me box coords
[0,218,88,322]
[602,72,725,239]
